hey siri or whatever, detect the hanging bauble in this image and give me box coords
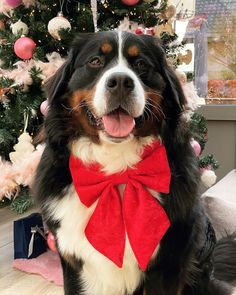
[40,99,49,116]
[14,36,36,60]
[48,12,71,40]
[4,0,22,8]
[135,27,144,35]
[201,169,217,188]
[47,232,57,253]
[11,20,29,36]
[121,0,140,6]
[0,20,5,30]
[190,139,201,156]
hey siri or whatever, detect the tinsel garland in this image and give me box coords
[90,0,98,32]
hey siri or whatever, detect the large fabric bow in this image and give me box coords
[69,140,171,271]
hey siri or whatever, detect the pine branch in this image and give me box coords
[10,187,34,214]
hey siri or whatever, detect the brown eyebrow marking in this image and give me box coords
[128,45,139,57]
[101,42,113,54]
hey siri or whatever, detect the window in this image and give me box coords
[174,0,236,104]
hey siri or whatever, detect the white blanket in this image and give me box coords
[202,170,236,240]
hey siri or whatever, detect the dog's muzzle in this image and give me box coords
[93,65,146,140]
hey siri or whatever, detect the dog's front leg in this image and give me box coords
[60,255,83,295]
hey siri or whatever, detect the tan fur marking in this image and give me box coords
[62,253,79,270]
[128,45,139,57]
[69,88,98,138]
[70,89,95,108]
[101,43,113,54]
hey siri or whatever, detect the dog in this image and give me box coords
[34,31,236,295]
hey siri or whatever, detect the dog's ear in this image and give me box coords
[44,49,75,104]
[141,35,186,118]
[162,64,186,118]
[44,33,95,103]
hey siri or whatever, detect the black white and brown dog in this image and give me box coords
[34,31,236,295]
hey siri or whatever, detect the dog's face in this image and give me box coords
[45,31,185,145]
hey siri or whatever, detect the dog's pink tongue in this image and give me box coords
[102,110,135,137]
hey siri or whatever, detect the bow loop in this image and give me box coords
[124,182,170,271]
[85,186,125,267]
[69,140,171,271]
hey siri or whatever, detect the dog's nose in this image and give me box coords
[106,74,134,96]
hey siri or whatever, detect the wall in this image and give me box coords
[198,105,236,181]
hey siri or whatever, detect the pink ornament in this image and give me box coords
[47,232,57,253]
[121,0,140,6]
[135,27,144,35]
[4,0,22,8]
[40,100,49,116]
[191,139,201,156]
[14,36,36,60]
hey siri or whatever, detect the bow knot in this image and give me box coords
[70,140,171,271]
[112,172,130,185]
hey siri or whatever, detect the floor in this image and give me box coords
[0,207,63,295]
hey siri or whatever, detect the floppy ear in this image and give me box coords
[44,50,75,104]
[44,33,96,104]
[141,35,186,119]
[162,64,186,119]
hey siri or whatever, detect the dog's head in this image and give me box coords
[45,31,186,145]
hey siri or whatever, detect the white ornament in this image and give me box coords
[201,169,217,188]
[48,12,71,40]
[11,20,29,36]
[9,132,34,164]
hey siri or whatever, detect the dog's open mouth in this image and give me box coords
[102,107,135,138]
[82,103,136,139]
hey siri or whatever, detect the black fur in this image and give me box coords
[33,32,235,295]
[213,235,236,283]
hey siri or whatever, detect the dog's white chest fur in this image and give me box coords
[46,135,160,295]
[49,185,143,295]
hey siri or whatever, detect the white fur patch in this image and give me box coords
[46,186,143,295]
[71,134,155,175]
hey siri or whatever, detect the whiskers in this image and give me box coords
[61,99,94,115]
[143,91,165,123]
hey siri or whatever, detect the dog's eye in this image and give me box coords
[134,59,148,73]
[88,56,104,68]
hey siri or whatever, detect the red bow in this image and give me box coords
[69,141,171,271]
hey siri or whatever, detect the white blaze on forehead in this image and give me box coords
[118,31,126,65]
[93,31,145,118]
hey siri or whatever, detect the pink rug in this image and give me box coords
[13,250,63,286]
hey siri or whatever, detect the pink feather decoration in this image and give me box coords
[0,52,65,88]
[0,158,19,200]
[0,145,44,200]
[22,0,37,8]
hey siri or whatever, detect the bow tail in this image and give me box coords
[85,186,126,268]
[124,183,170,271]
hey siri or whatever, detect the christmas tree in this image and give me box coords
[0,0,217,213]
